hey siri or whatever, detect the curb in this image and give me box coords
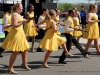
[80,43,95,48]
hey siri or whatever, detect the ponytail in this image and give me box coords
[11,3,21,14]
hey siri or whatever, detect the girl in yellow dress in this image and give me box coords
[55,9,61,35]
[55,9,62,49]
[24,4,38,52]
[35,10,73,68]
[83,4,100,58]
[1,3,31,74]
[73,11,82,42]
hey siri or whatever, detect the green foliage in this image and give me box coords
[58,3,89,12]
[75,4,88,11]
[58,3,73,12]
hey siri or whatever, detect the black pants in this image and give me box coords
[59,33,87,62]
[36,29,46,51]
[4,31,9,38]
[36,29,46,39]
[0,31,9,54]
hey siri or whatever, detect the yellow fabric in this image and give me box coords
[39,19,66,51]
[1,14,30,52]
[24,12,38,36]
[40,15,46,30]
[99,27,100,37]
[64,16,74,36]
[73,17,82,37]
[55,16,61,35]
[56,15,60,21]
[3,12,11,32]
[83,13,99,39]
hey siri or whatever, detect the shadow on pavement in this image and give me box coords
[28,61,65,66]
[50,55,82,58]
[0,69,7,74]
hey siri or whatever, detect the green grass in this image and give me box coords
[0,33,5,38]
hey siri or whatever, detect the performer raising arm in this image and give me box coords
[35,10,73,67]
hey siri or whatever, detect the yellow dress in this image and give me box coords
[24,12,38,36]
[3,12,11,32]
[1,13,30,52]
[55,16,61,35]
[39,19,66,51]
[83,13,99,39]
[73,17,82,37]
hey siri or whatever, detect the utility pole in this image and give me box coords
[25,0,28,14]
[22,0,29,16]
[49,0,51,10]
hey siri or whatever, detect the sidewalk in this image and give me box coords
[35,37,100,48]
[0,41,100,75]
[79,38,100,47]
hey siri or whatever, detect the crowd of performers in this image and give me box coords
[0,3,100,74]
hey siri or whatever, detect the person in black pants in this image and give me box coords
[58,9,89,64]
[36,29,45,52]
[0,6,11,57]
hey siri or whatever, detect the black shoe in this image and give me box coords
[37,50,44,52]
[83,51,90,58]
[58,46,62,49]
[58,62,67,64]
[0,47,5,55]
[0,54,3,57]
[37,47,42,50]
[19,51,22,54]
[37,47,44,52]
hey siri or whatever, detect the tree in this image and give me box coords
[58,3,73,12]
[58,3,88,13]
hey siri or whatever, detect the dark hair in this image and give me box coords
[81,6,86,9]
[27,4,34,11]
[68,9,74,15]
[55,9,59,12]
[41,7,48,14]
[7,6,11,11]
[4,6,11,12]
[81,5,84,8]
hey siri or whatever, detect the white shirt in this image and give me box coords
[64,20,74,32]
[3,16,11,27]
[38,16,46,29]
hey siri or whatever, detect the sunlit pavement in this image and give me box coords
[0,38,100,75]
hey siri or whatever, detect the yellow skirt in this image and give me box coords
[56,30,61,35]
[39,32,66,51]
[99,27,100,37]
[1,27,30,52]
[24,21,38,36]
[83,24,99,39]
[73,30,82,37]
[4,27,11,32]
